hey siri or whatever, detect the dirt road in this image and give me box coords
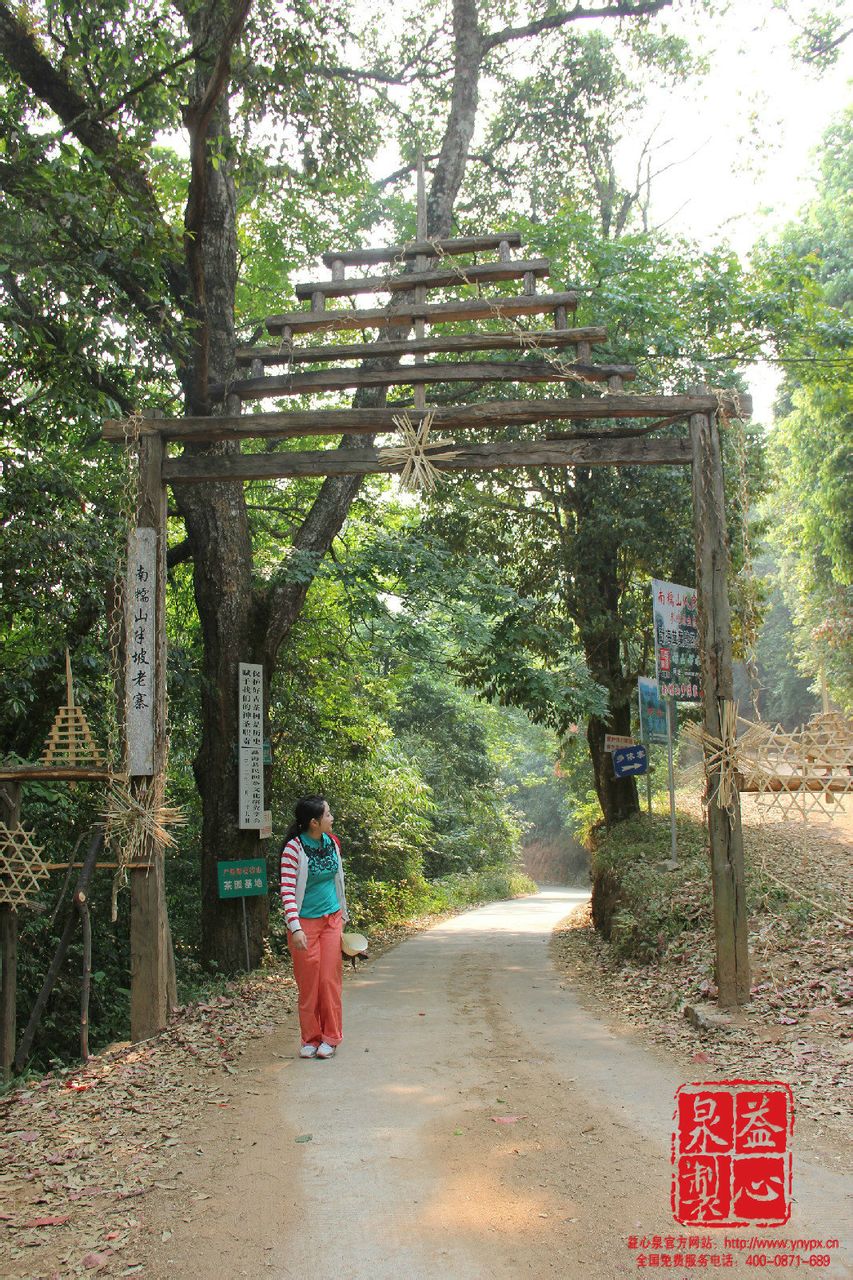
[145,890,851,1279]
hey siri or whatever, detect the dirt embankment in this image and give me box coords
[553,794,853,1165]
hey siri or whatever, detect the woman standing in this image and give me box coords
[280,795,349,1059]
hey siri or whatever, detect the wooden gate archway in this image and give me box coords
[104,221,752,1039]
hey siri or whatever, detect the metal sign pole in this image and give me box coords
[666,696,678,864]
[639,683,652,815]
[241,898,250,972]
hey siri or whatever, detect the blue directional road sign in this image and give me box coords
[613,744,648,778]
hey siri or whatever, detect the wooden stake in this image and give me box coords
[414,153,428,414]
[690,400,750,1008]
[77,888,91,1061]
[0,782,20,1080]
[65,648,74,708]
[14,831,103,1072]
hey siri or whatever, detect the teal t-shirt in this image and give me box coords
[299,833,340,918]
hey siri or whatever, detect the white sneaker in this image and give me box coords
[315,1042,336,1059]
[299,1044,318,1058]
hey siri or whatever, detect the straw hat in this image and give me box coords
[341,931,368,957]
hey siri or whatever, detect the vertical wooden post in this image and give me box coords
[690,401,750,1007]
[129,426,171,1040]
[413,154,428,413]
[0,782,21,1079]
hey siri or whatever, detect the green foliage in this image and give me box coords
[753,555,818,728]
[343,866,537,935]
[591,809,709,962]
[753,108,853,710]
[773,0,852,69]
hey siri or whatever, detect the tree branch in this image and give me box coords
[182,0,253,409]
[76,47,200,130]
[0,0,185,305]
[0,269,135,414]
[167,539,194,568]
[0,158,183,356]
[482,0,672,52]
[310,60,418,86]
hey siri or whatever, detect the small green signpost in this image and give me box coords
[217,859,269,970]
[217,859,268,899]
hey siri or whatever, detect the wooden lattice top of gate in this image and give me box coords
[103,227,750,479]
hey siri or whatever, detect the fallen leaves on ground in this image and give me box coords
[0,970,296,1278]
[552,795,852,1160]
[0,909,457,1280]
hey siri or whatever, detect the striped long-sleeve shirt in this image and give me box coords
[280,834,347,933]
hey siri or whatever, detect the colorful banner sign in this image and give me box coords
[638,675,672,745]
[651,579,701,702]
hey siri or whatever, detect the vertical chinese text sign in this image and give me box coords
[126,528,156,776]
[238,663,264,830]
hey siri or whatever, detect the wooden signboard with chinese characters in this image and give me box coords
[238,663,264,830]
[126,528,157,775]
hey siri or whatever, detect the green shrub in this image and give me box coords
[590,808,710,963]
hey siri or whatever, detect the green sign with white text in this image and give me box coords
[217,859,268,899]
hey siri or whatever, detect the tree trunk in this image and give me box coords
[586,698,639,827]
[427,0,482,236]
[571,468,640,828]
[175,0,503,972]
[174,9,268,970]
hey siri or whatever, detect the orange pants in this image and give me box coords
[288,910,343,1047]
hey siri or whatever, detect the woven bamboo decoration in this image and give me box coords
[750,711,853,821]
[40,651,105,767]
[685,708,853,822]
[0,823,49,907]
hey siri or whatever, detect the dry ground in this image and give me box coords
[1,804,849,1278]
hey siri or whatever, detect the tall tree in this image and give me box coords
[753,108,852,711]
[393,25,753,827]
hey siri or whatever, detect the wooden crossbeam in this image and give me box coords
[321,232,523,268]
[0,765,112,782]
[294,259,550,301]
[235,328,608,367]
[265,291,578,336]
[163,434,692,485]
[219,360,637,401]
[104,393,749,444]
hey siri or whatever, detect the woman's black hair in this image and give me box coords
[283,795,327,845]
